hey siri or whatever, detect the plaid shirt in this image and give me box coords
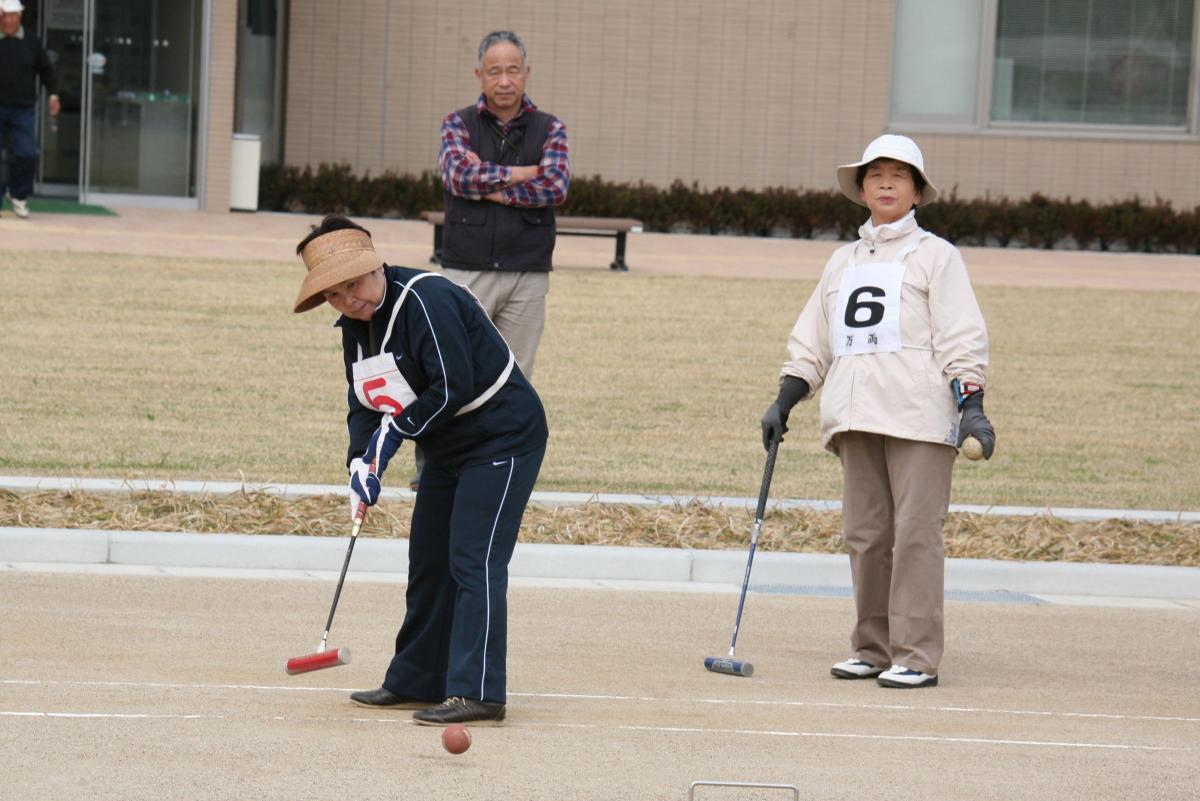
[438,95,570,208]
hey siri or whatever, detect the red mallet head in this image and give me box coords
[441,724,471,755]
[286,647,351,675]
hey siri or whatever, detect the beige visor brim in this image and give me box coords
[293,228,383,313]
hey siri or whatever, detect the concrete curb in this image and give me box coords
[2,527,1197,601]
[2,475,1197,524]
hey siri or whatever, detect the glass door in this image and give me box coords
[81,0,200,202]
[35,0,87,195]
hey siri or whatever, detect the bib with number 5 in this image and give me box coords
[831,239,923,356]
[350,272,441,415]
[353,353,418,414]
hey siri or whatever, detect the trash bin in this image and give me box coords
[230,133,262,211]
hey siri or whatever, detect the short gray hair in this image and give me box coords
[477,30,527,65]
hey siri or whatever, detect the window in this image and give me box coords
[891,0,1198,133]
[235,0,286,164]
[993,0,1192,126]
[891,0,985,125]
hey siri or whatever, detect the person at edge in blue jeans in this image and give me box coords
[0,0,59,219]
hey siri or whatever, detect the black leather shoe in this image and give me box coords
[350,687,433,709]
[412,696,506,726]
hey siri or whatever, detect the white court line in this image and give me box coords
[4,679,1198,724]
[0,710,1187,752]
[612,724,1190,752]
[0,678,344,693]
[516,692,1200,724]
[2,711,222,720]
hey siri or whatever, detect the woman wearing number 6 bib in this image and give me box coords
[293,215,547,725]
[761,136,994,689]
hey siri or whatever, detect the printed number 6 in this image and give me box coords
[363,377,404,414]
[845,286,885,328]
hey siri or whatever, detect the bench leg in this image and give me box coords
[610,231,629,272]
[431,224,443,265]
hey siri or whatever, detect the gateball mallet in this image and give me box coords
[285,463,376,675]
[704,432,781,678]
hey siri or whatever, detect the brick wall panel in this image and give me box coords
[274,0,1200,206]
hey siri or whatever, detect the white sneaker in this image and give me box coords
[9,195,29,219]
[831,657,884,679]
[877,664,938,688]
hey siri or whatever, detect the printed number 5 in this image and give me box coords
[845,286,885,328]
[363,377,404,414]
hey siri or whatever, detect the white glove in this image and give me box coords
[348,457,370,521]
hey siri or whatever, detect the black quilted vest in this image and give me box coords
[441,105,557,272]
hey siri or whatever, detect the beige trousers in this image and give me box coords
[837,431,956,674]
[440,268,549,382]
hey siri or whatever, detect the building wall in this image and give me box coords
[281,0,1200,207]
[917,133,1200,207]
[203,0,238,212]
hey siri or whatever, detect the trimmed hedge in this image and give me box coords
[260,163,1200,253]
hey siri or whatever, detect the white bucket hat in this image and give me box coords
[836,134,939,207]
[0,1,25,13]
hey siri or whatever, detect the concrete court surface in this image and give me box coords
[3,207,1200,291]
[4,210,1199,800]
[1,570,1197,801]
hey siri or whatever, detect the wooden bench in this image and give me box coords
[419,211,643,271]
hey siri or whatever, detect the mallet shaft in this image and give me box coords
[320,506,365,639]
[727,436,779,654]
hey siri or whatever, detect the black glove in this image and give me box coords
[956,391,996,459]
[760,376,809,451]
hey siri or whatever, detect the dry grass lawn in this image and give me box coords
[1,249,1198,512]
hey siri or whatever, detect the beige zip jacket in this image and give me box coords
[781,213,988,454]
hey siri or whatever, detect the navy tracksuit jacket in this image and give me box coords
[337,266,548,703]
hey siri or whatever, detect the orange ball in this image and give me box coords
[442,723,471,754]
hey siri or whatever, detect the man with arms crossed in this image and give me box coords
[437,29,570,382]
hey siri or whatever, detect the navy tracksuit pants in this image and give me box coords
[383,444,545,704]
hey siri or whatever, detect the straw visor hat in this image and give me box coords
[293,228,384,313]
[836,134,939,208]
